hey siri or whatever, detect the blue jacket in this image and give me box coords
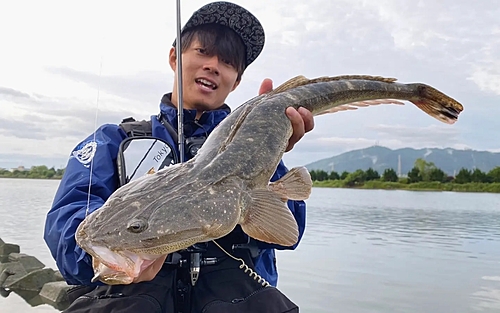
[44,94,306,287]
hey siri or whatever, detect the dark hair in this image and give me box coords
[177,23,246,81]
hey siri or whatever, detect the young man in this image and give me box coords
[44,2,313,312]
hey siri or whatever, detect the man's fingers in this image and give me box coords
[132,255,167,283]
[286,107,305,136]
[285,107,305,152]
[298,107,314,133]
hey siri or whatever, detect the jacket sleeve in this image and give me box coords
[43,124,126,285]
[256,160,307,251]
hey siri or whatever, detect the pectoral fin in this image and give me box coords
[240,189,299,247]
[268,167,312,200]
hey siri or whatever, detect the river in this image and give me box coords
[1,178,499,312]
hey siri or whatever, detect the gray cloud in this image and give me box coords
[32,107,143,139]
[0,86,31,99]
[0,92,141,146]
[0,117,47,140]
[46,67,171,106]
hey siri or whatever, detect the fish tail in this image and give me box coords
[406,83,463,125]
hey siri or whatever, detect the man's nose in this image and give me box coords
[203,55,220,75]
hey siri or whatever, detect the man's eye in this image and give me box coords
[196,48,207,54]
[221,59,233,66]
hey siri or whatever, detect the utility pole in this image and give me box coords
[398,154,401,177]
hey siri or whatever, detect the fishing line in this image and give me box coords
[85,45,104,218]
[84,2,184,217]
[212,240,270,287]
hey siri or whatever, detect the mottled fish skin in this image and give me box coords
[76,75,464,264]
[190,75,463,189]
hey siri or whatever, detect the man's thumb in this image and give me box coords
[258,78,273,95]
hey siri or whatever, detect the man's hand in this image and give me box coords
[258,78,314,152]
[131,255,167,283]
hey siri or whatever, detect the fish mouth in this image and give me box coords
[91,257,156,285]
[86,245,159,284]
[196,77,218,90]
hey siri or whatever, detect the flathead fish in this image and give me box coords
[76,75,464,284]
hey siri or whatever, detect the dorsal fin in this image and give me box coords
[269,75,398,96]
[269,75,310,94]
[308,75,397,84]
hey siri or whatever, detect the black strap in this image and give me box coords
[158,113,181,145]
[119,117,153,137]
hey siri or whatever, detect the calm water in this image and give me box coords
[1,178,499,313]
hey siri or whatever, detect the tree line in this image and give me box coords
[2,159,500,187]
[0,166,65,179]
[310,158,500,186]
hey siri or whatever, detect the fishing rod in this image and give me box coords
[175,4,202,286]
[175,4,200,285]
[175,0,185,163]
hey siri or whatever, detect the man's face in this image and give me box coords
[169,38,241,114]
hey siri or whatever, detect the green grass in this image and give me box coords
[313,180,500,193]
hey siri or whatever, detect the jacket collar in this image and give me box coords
[159,93,231,137]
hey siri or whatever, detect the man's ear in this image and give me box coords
[169,47,176,71]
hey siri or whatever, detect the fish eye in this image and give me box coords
[127,219,148,233]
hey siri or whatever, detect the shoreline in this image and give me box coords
[313,180,500,193]
[2,177,499,194]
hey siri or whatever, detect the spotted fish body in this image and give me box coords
[76,75,463,284]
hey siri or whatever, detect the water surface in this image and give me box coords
[1,179,499,312]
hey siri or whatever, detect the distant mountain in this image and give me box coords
[304,146,500,176]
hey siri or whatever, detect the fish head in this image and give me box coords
[76,208,163,284]
[75,178,245,281]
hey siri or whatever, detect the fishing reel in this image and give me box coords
[185,136,206,158]
[165,243,217,286]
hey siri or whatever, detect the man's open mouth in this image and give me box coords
[196,78,218,90]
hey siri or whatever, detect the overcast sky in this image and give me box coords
[1,0,498,170]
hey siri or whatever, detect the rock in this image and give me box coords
[40,281,72,310]
[5,268,56,292]
[0,262,27,287]
[0,268,14,297]
[12,290,45,307]
[0,288,11,297]
[8,253,45,273]
[54,270,66,282]
[0,238,75,310]
[0,239,20,263]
